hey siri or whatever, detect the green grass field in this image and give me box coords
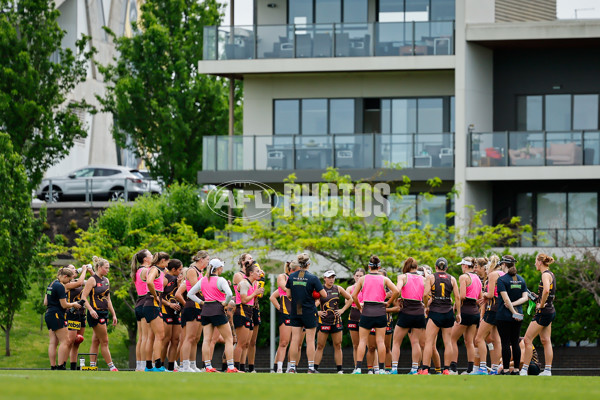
[0,371,598,400]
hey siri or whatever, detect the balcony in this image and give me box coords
[203,21,454,61]
[469,131,600,167]
[202,133,454,172]
[520,228,600,248]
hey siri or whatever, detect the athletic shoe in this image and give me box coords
[226,367,243,373]
[174,361,178,370]
[276,369,283,374]
[109,366,119,372]
[378,370,389,374]
[152,366,166,372]
[417,369,429,375]
[471,368,488,375]
[250,370,257,373]
[352,368,361,375]
[519,369,528,376]
[144,367,153,372]
[307,369,318,374]
[408,369,419,375]
[205,367,219,373]
[390,369,398,375]
[449,370,458,375]
[178,366,194,372]
[442,369,451,375]
[367,369,373,374]
[489,370,499,375]
[337,371,344,374]
[287,368,296,374]
[539,370,552,376]
[198,368,206,373]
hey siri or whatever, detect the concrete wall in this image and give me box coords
[495,0,556,23]
[244,71,455,134]
[256,0,286,25]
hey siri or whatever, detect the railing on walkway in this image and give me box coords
[202,133,455,171]
[203,21,454,60]
[469,131,600,167]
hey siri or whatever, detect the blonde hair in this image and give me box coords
[536,253,555,266]
[487,255,500,273]
[92,256,108,272]
[297,253,310,269]
[192,250,209,262]
[57,267,75,278]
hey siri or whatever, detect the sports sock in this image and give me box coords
[57,363,66,370]
[467,362,474,373]
[443,365,449,372]
[314,364,319,371]
[154,359,162,369]
[107,362,115,369]
[205,360,212,369]
[450,362,457,372]
[492,364,499,372]
[379,363,385,371]
[337,365,343,372]
[222,362,227,372]
[356,361,362,369]
[422,364,430,371]
[190,360,197,369]
[277,361,283,371]
[168,362,175,371]
[146,360,152,369]
[227,359,235,370]
[51,365,57,370]
[234,362,240,369]
[479,361,486,370]
[240,363,246,372]
[90,361,96,367]
[273,363,277,372]
[521,364,529,373]
[435,367,441,374]
[308,361,315,371]
[248,364,254,372]
[545,365,552,372]
[70,362,77,371]
[391,361,398,371]
[182,360,190,369]
[289,361,296,370]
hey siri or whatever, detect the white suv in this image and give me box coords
[36,165,148,202]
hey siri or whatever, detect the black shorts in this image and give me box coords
[290,312,317,329]
[66,311,86,331]
[460,312,480,327]
[396,312,426,329]
[143,306,161,323]
[45,310,68,331]
[483,310,497,326]
[428,311,455,329]
[135,305,145,322]
[318,323,343,334]
[347,320,359,331]
[278,311,292,326]
[252,308,261,325]
[87,310,109,328]
[359,315,387,330]
[233,314,254,330]
[162,313,180,325]
[201,314,228,327]
[533,312,555,327]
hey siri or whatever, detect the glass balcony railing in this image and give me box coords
[518,228,600,247]
[469,131,600,167]
[202,133,454,171]
[202,21,454,61]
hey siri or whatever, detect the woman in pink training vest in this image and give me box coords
[449,257,482,374]
[131,249,152,371]
[346,268,366,366]
[233,261,263,371]
[351,256,399,374]
[391,257,426,375]
[188,258,241,373]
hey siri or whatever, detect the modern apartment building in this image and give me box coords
[198,0,600,249]
[46,0,141,177]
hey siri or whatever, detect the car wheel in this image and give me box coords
[109,187,126,202]
[42,186,62,203]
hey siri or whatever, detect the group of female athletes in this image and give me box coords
[45,249,556,375]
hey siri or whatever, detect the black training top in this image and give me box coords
[537,270,556,314]
[46,280,67,314]
[319,285,341,325]
[496,273,527,321]
[429,272,453,314]
[286,269,324,316]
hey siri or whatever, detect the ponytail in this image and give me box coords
[536,253,555,267]
[298,253,310,269]
[402,257,417,274]
[368,255,381,270]
[131,249,150,281]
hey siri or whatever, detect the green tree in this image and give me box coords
[0,0,94,189]
[99,0,229,185]
[0,132,49,355]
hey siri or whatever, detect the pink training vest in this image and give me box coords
[348,284,364,307]
[152,267,165,292]
[186,269,203,292]
[466,272,483,300]
[135,267,148,296]
[201,276,226,302]
[493,271,506,297]
[362,274,386,303]
[234,273,247,305]
[277,275,288,297]
[245,280,257,306]
[401,273,424,301]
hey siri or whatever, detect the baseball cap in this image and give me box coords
[435,257,448,270]
[208,258,224,274]
[457,258,472,266]
[323,270,336,278]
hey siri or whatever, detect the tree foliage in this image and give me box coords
[0,0,94,189]
[0,132,49,355]
[98,0,230,185]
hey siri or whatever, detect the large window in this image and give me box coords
[274,98,355,135]
[289,0,368,24]
[517,94,600,131]
[388,193,451,227]
[517,191,599,246]
[378,0,455,22]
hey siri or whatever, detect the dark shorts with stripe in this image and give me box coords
[162,313,180,325]
[278,311,291,326]
[460,312,480,327]
[134,305,145,322]
[252,308,261,326]
[87,310,109,328]
[181,307,202,328]
[347,320,360,331]
[318,323,343,334]
[359,315,387,330]
[45,310,68,331]
[396,312,426,329]
[428,310,455,329]
[533,312,555,327]
[483,310,497,326]
[290,312,317,329]
[233,314,254,330]
[201,314,228,327]
[143,306,161,323]
[66,311,86,331]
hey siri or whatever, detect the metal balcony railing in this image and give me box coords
[203,21,454,61]
[469,131,600,167]
[202,133,455,171]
